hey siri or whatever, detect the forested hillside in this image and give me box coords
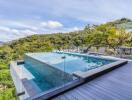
[0,18,132,99]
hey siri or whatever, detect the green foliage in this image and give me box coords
[107,29,132,49]
[0,88,16,100]
[0,62,15,99]
[0,63,7,70]
[0,18,132,99]
[0,70,11,81]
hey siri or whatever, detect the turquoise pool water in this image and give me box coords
[20,52,115,92]
[25,52,115,73]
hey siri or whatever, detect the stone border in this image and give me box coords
[73,60,128,79]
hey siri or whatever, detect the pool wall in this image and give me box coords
[24,55,74,87]
[10,61,30,100]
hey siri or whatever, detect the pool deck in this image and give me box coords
[53,60,132,100]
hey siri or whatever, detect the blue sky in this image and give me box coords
[0,0,132,42]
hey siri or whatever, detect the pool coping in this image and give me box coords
[73,60,127,79]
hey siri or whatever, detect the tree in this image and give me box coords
[107,29,131,50]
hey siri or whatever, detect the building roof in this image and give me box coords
[53,61,132,100]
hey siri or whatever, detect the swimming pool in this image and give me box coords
[25,52,115,73]
[22,52,116,92]
[10,52,127,99]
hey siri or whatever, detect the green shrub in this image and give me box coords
[0,70,11,81]
[0,88,16,100]
[0,63,8,70]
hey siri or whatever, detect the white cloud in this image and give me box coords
[0,24,83,42]
[72,27,80,31]
[0,25,38,42]
[0,26,10,32]
[0,21,60,42]
[21,29,37,35]
[0,26,19,36]
[41,21,63,29]
[11,29,19,33]
[0,26,19,34]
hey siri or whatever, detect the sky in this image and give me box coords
[0,0,132,42]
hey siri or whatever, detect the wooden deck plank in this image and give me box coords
[53,61,132,100]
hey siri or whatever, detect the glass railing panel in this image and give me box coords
[23,53,76,93]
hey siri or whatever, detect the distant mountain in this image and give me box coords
[110,18,132,32]
[116,22,132,33]
[118,22,132,29]
[109,18,132,26]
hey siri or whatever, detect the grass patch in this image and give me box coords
[0,63,16,99]
[0,88,16,100]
